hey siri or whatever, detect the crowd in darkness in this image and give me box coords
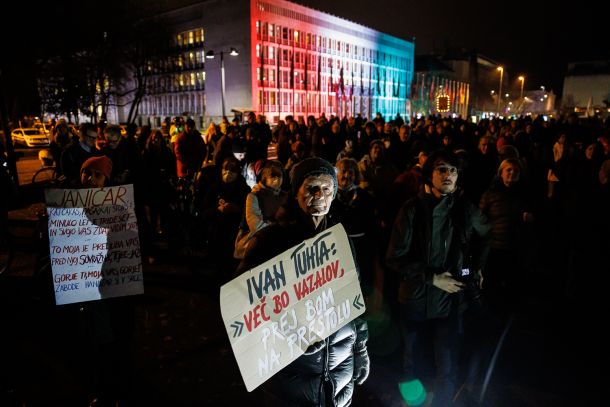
[4,109,610,315]
[2,109,610,405]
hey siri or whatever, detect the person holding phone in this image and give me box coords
[386,149,490,407]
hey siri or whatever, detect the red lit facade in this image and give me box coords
[249,0,414,122]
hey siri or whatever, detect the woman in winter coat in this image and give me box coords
[237,157,370,406]
[479,158,535,315]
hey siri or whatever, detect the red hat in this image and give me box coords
[81,156,113,180]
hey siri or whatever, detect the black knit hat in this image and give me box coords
[289,157,338,198]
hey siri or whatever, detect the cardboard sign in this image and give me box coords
[45,185,143,305]
[220,223,365,392]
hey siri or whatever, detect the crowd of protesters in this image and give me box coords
[3,109,610,405]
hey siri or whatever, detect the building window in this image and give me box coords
[269,46,274,60]
[188,31,194,44]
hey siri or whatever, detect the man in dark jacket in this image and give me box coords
[237,157,370,406]
[60,123,101,187]
[386,149,490,407]
[175,118,206,178]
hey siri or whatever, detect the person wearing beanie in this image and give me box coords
[289,156,338,200]
[80,155,113,188]
[236,156,370,406]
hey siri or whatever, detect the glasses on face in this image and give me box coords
[434,166,458,175]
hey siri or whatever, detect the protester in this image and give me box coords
[237,157,370,406]
[78,155,136,407]
[80,156,112,188]
[386,149,490,407]
[479,158,535,316]
[60,123,101,187]
[234,160,287,260]
[331,158,376,297]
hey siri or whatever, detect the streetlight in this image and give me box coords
[496,66,504,115]
[206,47,239,118]
[518,75,525,100]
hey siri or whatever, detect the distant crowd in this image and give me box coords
[3,110,610,291]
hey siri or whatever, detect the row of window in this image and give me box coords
[175,28,205,47]
[255,20,410,69]
[255,45,406,80]
[146,72,206,94]
[256,90,407,117]
[255,67,406,96]
[147,50,206,74]
[256,1,408,53]
[140,93,206,117]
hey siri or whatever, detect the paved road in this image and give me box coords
[14,147,47,185]
[1,203,607,406]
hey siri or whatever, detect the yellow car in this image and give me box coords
[11,128,51,147]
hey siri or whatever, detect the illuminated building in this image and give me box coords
[561,60,610,118]
[411,55,470,118]
[249,0,414,122]
[134,0,414,126]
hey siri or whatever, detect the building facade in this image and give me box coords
[133,0,414,126]
[410,55,470,119]
[250,0,414,123]
[561,60,610,118]
[411,51,521,121]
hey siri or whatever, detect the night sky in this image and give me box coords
[296,0,610,95]
[2,0,609,117]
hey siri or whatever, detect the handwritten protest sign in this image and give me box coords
[45,185,143,305]
[220,223,365,392]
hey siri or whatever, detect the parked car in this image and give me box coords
[11,128,51,147]
[33,123,52,135]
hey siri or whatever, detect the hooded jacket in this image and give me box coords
[386,188,491,320]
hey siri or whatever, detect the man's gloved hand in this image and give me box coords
[353,346,370,385]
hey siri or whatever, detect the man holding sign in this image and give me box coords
[229,157,370,406]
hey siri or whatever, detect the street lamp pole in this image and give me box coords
[220,51,226,118]
[518,75,525,100]
[206,47,239,119]
[496,66,504,116]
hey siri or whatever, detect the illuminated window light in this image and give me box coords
[436,94,450,113]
